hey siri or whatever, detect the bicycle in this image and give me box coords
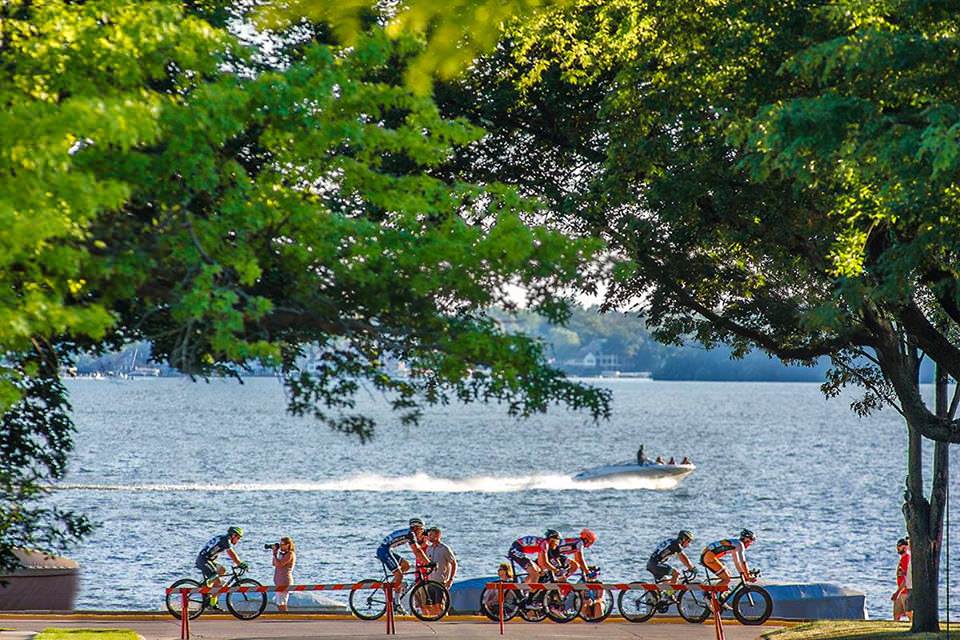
[479,560,581,624]
[166,565,267,620]
[349,561,450,622]
[577,565,614,623]
[676,569,773,625]
[618,568,700,623]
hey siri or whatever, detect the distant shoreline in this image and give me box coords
[63,371,836,383]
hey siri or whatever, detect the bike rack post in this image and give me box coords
[384,583,395,635]
[710,591,725,640]
[497,582,504,636]
[180,590,189,640]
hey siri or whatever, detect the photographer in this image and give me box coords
[268,537,296,612]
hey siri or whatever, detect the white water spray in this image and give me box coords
[55,472,681,493]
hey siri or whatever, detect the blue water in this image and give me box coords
[49,377,960,618]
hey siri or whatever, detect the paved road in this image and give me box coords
[0,614,781,640]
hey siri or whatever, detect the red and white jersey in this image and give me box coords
[558,537,584,556]
[512,535,545,554]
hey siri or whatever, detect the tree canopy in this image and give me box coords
[431,0,960,629]
[0,0,609,573]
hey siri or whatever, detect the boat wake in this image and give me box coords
[54,472,682,493]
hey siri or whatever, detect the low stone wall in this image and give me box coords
[0,550,79,611]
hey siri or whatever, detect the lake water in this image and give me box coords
[50,377,960,619]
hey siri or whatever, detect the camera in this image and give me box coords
[264,543,279,550]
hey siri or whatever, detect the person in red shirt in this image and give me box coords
[892,537,913,621]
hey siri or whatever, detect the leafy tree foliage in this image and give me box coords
[260,0,573,92]
[0,0,231,574]
[0,0,608,574]
[0,347,94,574]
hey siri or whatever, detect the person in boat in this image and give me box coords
[654,455,665,464]
[507,533,546,584]
[681,456,691,465]
[667,456,675,464]
[647,529,696,586]
[557,529,598,580]
[637,445,647,464]
[700,529,757,592]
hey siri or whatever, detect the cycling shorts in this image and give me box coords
[700,551,726,576]
[646,557,673,582]
[377,545,402,572]
[195,555,220,582]
[507,544,533,570]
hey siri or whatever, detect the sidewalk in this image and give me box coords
[0,614,781,640]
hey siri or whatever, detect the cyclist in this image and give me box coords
[196,526,248,609]
[700,529,756,593]
[536,529,570,581]
[557,529,598,580]
[377,518,430,592]
[647,529,696,587]
[507,533,545,584]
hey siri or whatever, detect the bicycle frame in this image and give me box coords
[700,569,760,605]
[379,561,436,588]
[202,565,247,590]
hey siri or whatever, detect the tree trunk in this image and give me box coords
[902,364,949,632]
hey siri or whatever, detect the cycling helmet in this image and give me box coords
[678,530,694,542]
[544,529,561,540]
[409,518,424,528]
[227,526,244,538]
[739,528,756,542]
[580,528,598,545]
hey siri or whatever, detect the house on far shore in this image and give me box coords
[565,339,623,370]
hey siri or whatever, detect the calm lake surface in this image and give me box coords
[51,377,960,618]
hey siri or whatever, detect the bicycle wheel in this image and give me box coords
[408,580,450,621]
[618,589,657,623]
[578,583,613,622]
[678,588,712,623]
[480,585,521,622]
[349,579,388,620]
[226,578,267,620]
[544,586,580,623]
[519,590,548,622]
[732,585,773,625]
[166,579,205,620]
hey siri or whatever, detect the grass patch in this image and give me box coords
[764,620,958,640]
[35,629,139,640]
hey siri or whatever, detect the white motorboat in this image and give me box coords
[572,460,696,483]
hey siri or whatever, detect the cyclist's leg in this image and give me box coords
[376,545,404,591]
[509,548,537,584]
[700,552,730,610]
[196,557,221,607]
[645,557,673,597]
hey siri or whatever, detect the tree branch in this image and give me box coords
[898,301,960,382]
